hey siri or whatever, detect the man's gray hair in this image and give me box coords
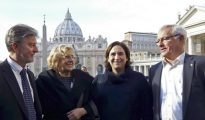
[5,24,38,52]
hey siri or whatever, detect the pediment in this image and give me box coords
[177,6,205,27]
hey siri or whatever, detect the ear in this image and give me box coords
[126,57,128,62]
[11,42,18,52]
[178,35,186,45]
[178,35,184,41]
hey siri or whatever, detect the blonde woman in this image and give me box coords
[36,44,95,120]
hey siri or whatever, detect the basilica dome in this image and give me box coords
[54,9,83,37]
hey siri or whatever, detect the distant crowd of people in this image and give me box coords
[0,23,205,120]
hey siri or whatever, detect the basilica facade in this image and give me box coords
[28,5,205,77]
[29,9,107,76]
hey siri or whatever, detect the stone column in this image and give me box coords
[133,65,136,71]
[188,37,193,55]
[144,65,148,76]
[139,65,142,73]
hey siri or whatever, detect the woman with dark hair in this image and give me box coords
[92,41,153,120]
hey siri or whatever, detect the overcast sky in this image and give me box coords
[0,0,205,61]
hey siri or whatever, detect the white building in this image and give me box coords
[29,9,108,77]
[124,32,159,52]
[129,5,205,76]
[177,5,205,55]
[122,32,161,76]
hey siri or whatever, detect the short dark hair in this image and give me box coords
[5,24,38,52]
[105,41,131,71]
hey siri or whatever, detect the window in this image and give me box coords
[98,44,102,48]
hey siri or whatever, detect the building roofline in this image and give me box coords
[177,5,205,24]
[124,31,157,35]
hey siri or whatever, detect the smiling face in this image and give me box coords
[157,26,185,61]
[108,45,128,75]
[58,50,76,76]
[47,45,77,77]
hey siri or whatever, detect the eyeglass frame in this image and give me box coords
[155,34,180,43]
[64,55,76,60]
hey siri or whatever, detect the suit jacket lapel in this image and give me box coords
[152,63,163,116]
[1,60,28,118]
[183,54,194,117]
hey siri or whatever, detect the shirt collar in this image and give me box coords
[7,56,26,74]
[162,52,185,67]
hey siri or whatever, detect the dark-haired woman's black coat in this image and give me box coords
[92,67,153,120]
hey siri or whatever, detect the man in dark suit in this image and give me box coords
[0,24,42,120]
[149,24,205,120]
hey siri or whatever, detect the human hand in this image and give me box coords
[67,108,87,120]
